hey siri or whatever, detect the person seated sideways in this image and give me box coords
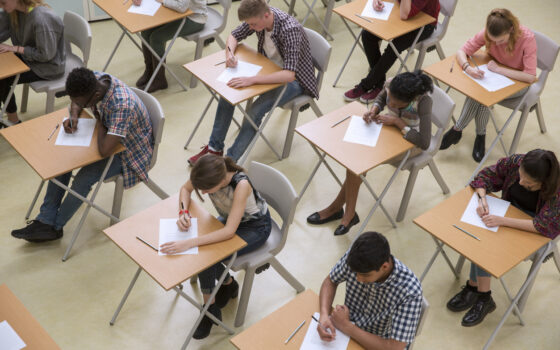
[317,231,423,350]
[187,0,317,165]
[11,67,153,242]
[447,149,560,327]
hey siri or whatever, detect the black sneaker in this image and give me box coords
[193,303,222,340]
[11,220,63,242]
[215,278,239,308]
[461,295,496,327]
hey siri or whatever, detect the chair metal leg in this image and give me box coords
[508,106,530,155]
[184,95,214,149]
[25,180,46,220]
[234,267,257,327]
[270,257,305,293]
[281,106,300,159]
[110,176,124,226]
[435,42,445,60]
[396,167,419,223]
[309,100,323,118]
[110,267,142,325]
[45,91,55,114]
[189,40,205,89]
[428,160,450,194]
[21,83,29,113]
[144,178,169,199]
[552,243,560,274]
[535,99,546,133]
[413,48,427,71]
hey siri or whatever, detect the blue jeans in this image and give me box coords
[36,154,123,230]
[208,81,304,161]
[198,211,272,294]
[470,263,491,281]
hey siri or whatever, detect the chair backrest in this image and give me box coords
[426,85,455,155]
[529,31,560,98]
[303,27,332,94]
[248,161,298,255]
[214,0,232,35]
[130,88,165,170]
[431,0,457,42]
[63,11,92,67]
[408,297,429,350]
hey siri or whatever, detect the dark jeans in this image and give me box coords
[0,69,44,114]
[198,210,272,294]
[359,24,435,91]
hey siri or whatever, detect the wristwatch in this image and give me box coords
[401,126,411,135]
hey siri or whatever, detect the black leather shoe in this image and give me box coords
[215,278,239,308]
[11,220,63,242]
[334,214,360,236]
[461,296,496,327]
[447,284,479,312]
[193,303,222,339]
[307,209,344,225]
[440,128,462,150]
[472,134,486,162]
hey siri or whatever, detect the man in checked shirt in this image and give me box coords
[318,231,423,350]
[188,0,317,165]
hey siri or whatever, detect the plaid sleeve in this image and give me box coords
[231,23,254,42]
[104,101,130,138]
[329,251,350,284]
[390,293,423,344]
[280,26,302,73]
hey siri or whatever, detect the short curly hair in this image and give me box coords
[65,67,97,98]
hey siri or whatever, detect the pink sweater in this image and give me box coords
[461,25,537,75]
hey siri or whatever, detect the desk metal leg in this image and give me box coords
[110,267,142,326]
[298,146,343,200]
[0,73,21,127]
[300,0,334,40]
[25,180,46,220]
[103,31,126,71]
[488,108,508,156]
[420,237,460,282]
[499,277,524,323]
[184,95,216,150]
[333,23,363,87]
[390,26,424,75]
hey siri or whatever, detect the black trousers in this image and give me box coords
[0,68,44,114]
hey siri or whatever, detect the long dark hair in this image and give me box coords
[189,154,245,201]
[389,71,433,103]
[521,149,560,201]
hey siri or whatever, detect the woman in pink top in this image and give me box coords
[440,9,537,162]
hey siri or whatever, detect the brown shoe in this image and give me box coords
[136,43,153,89]
[146,58,168,93]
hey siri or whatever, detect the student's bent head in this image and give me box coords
[347,231,391,283]
[190,154,245,200]
[520,149,560,200]
[238,0,271,31]
[485,9,520,52]
[66,67,97,100]
[387,71,433,109]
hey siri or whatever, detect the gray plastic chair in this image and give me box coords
[20,11,92,114]
[182,0,231,88]
[279,27,332,159]
[408,0,457,71]
[229,161,305,327]
[408,297,429,350]
[497,31,560,154]
[393,85,456,222]
[105,88,169,225]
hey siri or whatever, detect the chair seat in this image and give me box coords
[29,54,84,93]
[184,8,222,40]
[280,94,312,110]
[230,220,281,271]
[413,26,443,50]
[498,94,537,110]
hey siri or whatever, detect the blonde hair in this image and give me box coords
[9,0,48,29]
[238,0,270,21]
[484,8,520,54]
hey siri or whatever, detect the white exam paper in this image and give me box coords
[158,218,198,255]
[300,313,350,350]
[460,193,510,232]
[361,0,394,20]
[343,115,382,147]
[463,64,515,92]
[216,60,262,83]
[0,320,26,350]
[55,117,96,147]
[128,0,161,16]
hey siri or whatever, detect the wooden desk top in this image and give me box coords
[0,284,60,350]
[413,187,550,278]
[231,290,364,350]
[93,0,193,34]
[183,44,283,106]
[333,0,435,41]
[0,52,30,80]
[103,194,247,291]
[295,101,414,176]
[423,52,530,107]
[0,109,125,180]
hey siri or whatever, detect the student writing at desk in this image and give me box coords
[160,154,271,339]
[0,0,65,125]
[11,68,153,242]
[308,72,432,235]
[188,0,317,164]
[440,8,537,162]
[133,0,208,92]
[447,149,560,327]
[344,0,439,104]
[317,231,423,350]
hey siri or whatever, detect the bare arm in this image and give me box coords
[225,34,239,67]
[97,125,122,158]
[343,322,407,350]
[176,180,194,231]
[457,49,485,79]
[487,61,536,83]
[399,0,412,20]
[317,277,338,341]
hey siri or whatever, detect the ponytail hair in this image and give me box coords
[485,8,521,54]
[521,149,560,201]
[389,71,433,103]
[189,154,245,201]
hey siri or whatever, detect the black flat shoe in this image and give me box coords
[12,220,63,242]
[307,209,344,225]
[193,303,222,339]
[461,295,496,327]
[440,128,462,150]
[472,134,486,162]
[334,214,360,236]
[447,283,479,312]
[215,278,239,309]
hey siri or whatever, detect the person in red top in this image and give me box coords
[343,0,440,104]
[440,8,537,162]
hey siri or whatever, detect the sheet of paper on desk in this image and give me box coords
[300,312,350,350]
[463,64,515,92]
[158,218,198,255]
[128,0,161,16]
[460,193,510,232]
[216,61,262,83]
[361,0,394,20]
[55,117,96,147]
[343,115,382,147]
[0,320,26,350]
